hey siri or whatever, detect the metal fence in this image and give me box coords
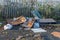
[1,6,33,18]
[0,0,60,19]
[1,0,37,18]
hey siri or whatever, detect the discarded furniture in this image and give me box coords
[7,16,26,25]
[22,18,35,28]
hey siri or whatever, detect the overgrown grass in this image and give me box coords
[0,17,3,22]
[0,17,4,22]
[0,14,5,22]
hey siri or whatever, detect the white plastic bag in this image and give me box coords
[4,24,13,30]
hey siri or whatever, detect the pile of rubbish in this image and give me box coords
[0,28,46,40]
[4,16,40,30]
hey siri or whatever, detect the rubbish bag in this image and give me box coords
[34,22,40,28]
[4,24,13,30]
